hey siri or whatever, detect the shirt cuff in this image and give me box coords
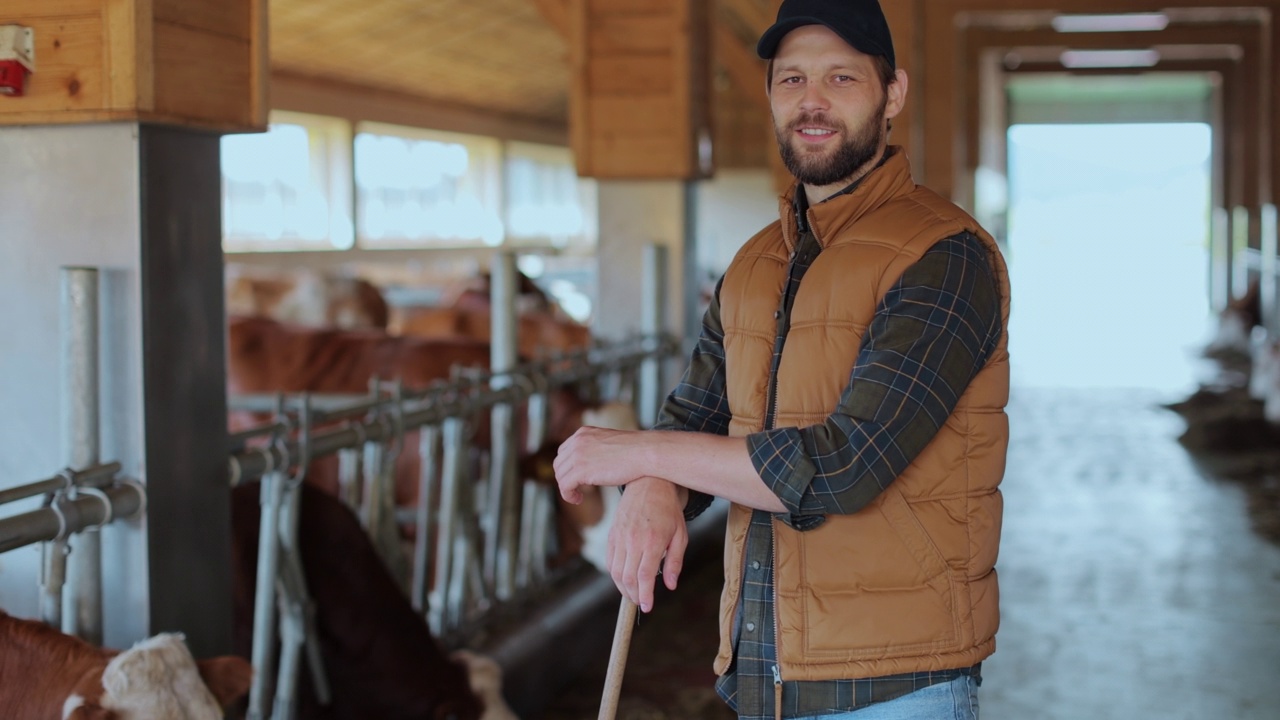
[746,427,818,515]
[682,490,714,521]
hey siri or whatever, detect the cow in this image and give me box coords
[388,268,591,361]
[226,266,390,330]
[230,480,517,720]
[0,610,251,720]
[391,307,591,362]
[1207,278,1263,358]
[225,315,607,570]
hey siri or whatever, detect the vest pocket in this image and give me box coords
[781,488,961,659]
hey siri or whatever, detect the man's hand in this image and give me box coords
[606,477,688,613]
[553,426,646,504]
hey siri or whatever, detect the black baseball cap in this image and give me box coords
[756,0,896,69]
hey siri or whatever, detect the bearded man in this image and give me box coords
[555,1,1010,718]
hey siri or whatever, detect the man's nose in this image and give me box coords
[798,83,830,113]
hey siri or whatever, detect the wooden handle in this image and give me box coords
[597,597,639,720]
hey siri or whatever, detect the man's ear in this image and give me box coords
[885,68,909,121]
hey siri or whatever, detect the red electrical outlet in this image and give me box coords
[0,25,35,97]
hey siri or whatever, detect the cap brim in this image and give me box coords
[756,17,826,59]
[755,16,892,63]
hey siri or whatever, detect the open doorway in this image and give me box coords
[1004,121,1213,393]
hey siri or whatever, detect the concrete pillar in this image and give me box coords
[594,181,691,344]
[0,124,232,657]
[0,0,262,657]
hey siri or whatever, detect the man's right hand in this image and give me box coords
[606,476,689,613]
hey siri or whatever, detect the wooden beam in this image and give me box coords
[919,0,1280,200]
[271,71,568,145]
[715,23,768,112]
[0,0,264,132]
[571,0,712,179]
[954,22,1264,213]
[720,0,772,39]
[532,0,570,38]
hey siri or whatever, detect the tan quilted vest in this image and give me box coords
[714,148,1011,681]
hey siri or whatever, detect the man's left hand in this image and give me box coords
[553,426,645,504]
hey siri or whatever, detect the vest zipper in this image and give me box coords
[765,244,800,719]
[772,662,783,720]
[771,521,783,720]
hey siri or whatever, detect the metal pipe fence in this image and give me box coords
[0,268,145,647]
[232,331,679,720]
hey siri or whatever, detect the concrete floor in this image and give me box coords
[983,387,1280,720]
[538,385,1280,719]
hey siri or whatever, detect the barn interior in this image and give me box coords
[1,1,1279,719]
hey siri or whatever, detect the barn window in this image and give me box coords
[354,123,504,247]
[221,111,354,252]
[504,142,598,249]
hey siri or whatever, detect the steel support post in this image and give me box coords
[639,244,668,427]
[62,267,102,643]
[488,251,519,600]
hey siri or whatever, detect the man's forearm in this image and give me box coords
[627,432,785,513]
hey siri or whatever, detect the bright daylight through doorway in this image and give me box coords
[1005,122,1213,393]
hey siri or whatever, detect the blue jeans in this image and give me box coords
[804,676,979,720]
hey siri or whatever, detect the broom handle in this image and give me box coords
[597,597,639,720]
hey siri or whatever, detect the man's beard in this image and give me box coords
[775,97,887,187]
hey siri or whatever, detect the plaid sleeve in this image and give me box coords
[748,232,1003,517]
[644,276,732,519]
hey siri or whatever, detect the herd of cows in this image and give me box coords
[5,266,632,719]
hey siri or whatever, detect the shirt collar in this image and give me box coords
[791,152,892,235]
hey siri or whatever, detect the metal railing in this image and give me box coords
[229,333,678,720]
[0,268,146,643]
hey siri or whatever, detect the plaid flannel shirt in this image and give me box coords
[654,186,1002,719]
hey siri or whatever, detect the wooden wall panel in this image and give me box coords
[153,0,250,39]
[0,0,263,132]
[152,20,253,126]
[0,16,106,114]
[880,0,922,171]
[572,0,713,179]
[588,55,675,94]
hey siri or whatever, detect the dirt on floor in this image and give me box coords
[535,534,736,720]
[1162,359,1280,547]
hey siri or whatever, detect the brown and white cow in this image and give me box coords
[226,266,390,331]
[226,315,613,573]
[392,307,592,364]
[0,611,251,720]
[230,480,517,720]
[1208,278,1263,357]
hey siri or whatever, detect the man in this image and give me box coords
[554,1,1009,718]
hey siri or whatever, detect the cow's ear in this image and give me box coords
[196,655,254,708]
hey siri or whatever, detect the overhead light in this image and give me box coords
[1052,13,1170,33]
[1060,49,1161,68]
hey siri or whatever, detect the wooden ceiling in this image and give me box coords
[268,0,777,165]
[270,0,573,125]
[266,0,1276,182]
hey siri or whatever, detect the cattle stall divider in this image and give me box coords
[0,267,147,642]
[227,332,679,719]
[1234,203,1280,334]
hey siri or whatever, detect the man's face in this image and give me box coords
[769,25,902,192]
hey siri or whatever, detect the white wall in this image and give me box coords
[694,169,780,281]
[0,124,150,647]
[594,180,689,341]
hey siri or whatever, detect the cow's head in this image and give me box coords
[64,633,252,720]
